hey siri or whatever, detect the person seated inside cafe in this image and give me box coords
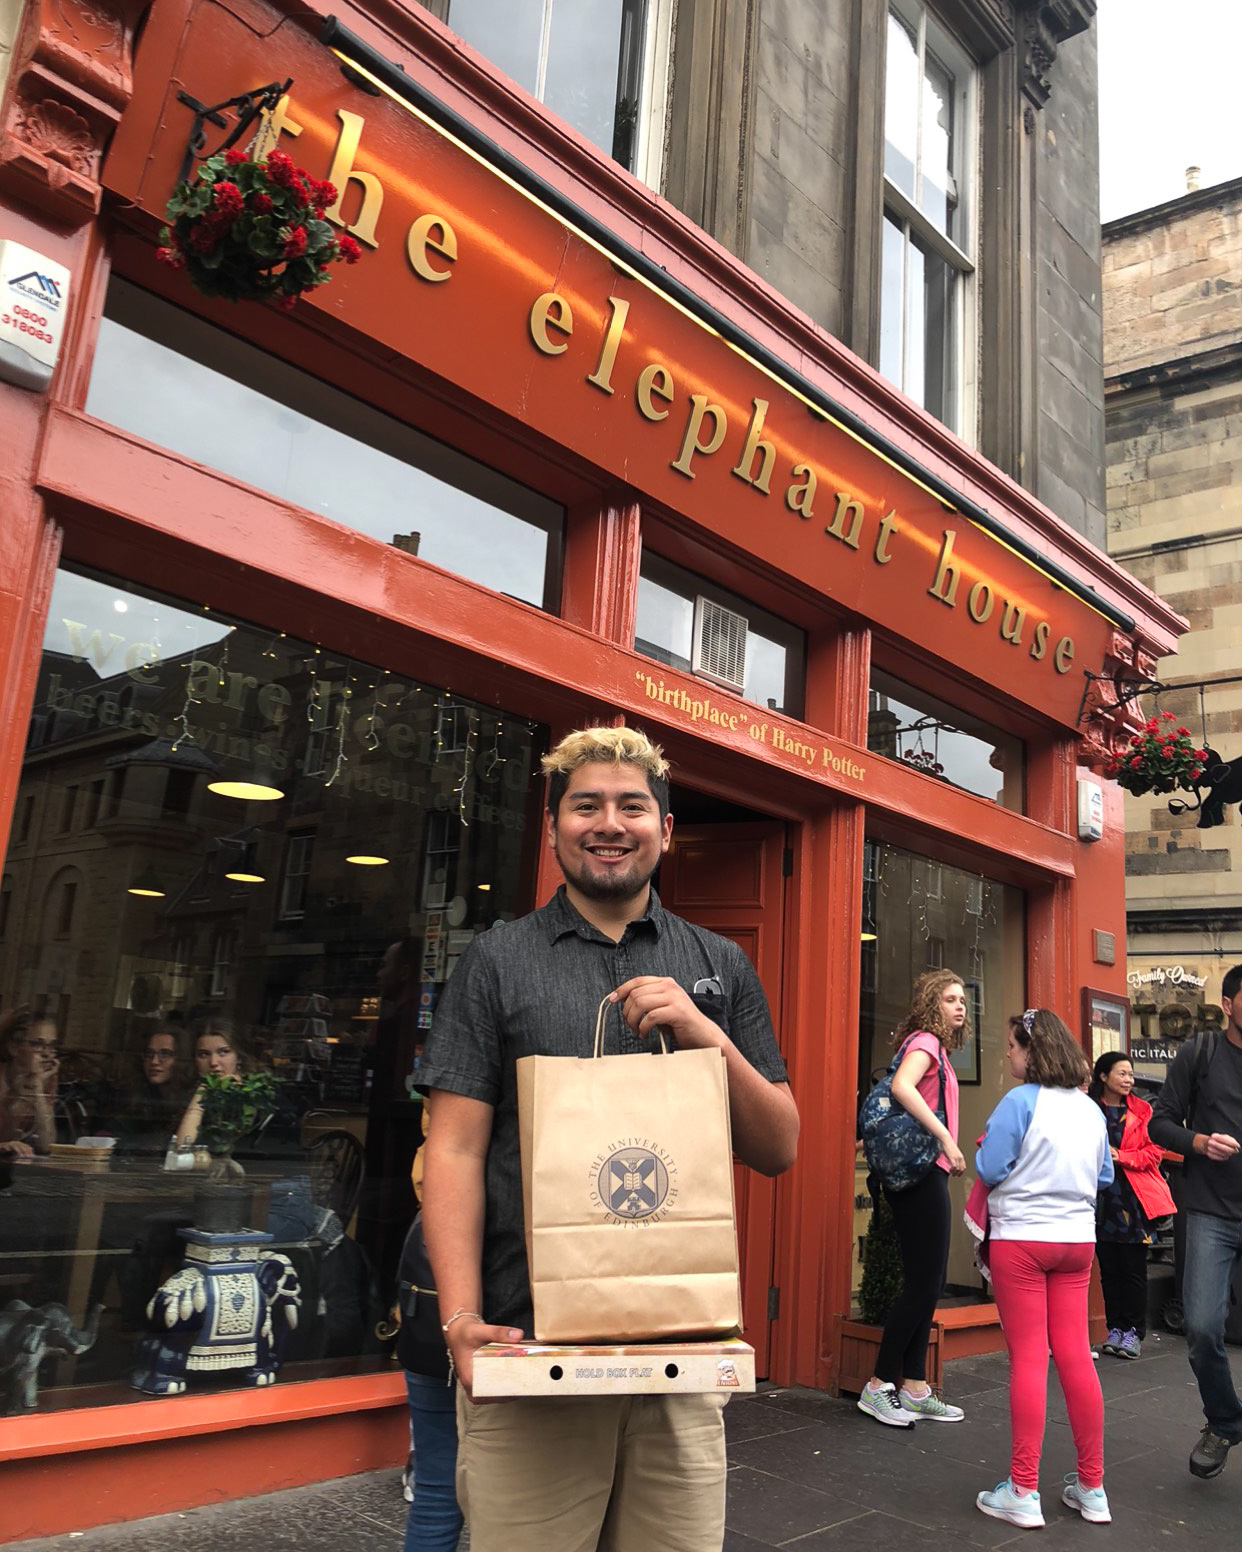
[173,1018,260,1148]
[108,1027,193,1156]
[0,1008,59,1156]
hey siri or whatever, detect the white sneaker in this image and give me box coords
[857,1381,916,1428]
[1061,1474,1110,1523]
[977,1478,1044,1528]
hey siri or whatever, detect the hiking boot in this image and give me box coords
[1190,1427,1237,1479]
[1116,1329,1141,1360]
[857,1381,915,1428]
[898,1386,964,1421]
[1100,1327,1122,1356]
[1062,1474,1111,1523]
[976,1479,1044,1529]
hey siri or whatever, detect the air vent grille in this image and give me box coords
[691,597,748,693]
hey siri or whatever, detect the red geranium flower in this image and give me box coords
[338,233,363,264]
[1129,756,1143,768]
[212,181,244,218]
[251,192,274,215]
[1177,727,1190,736]
[265,149,297,188]
[1190,767,1203,781]
[225,148,247,166]
[1161,711,1176,720]
[283,225,308,260]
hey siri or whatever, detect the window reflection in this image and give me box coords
[448,0,649,170]
[856,841,1025,1306]
[634,553,805,718]
[867,668,1024,810]
[85,282,563,612]
[0,567,545,1410]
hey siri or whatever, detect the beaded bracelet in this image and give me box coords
[441,1307,482,1335]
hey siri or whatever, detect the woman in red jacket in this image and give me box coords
[1089,1051,1176,1359]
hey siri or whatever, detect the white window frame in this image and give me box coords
[881,1,979,443]
[632,0,674,191]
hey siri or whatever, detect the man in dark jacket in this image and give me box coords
[1150,963,1242,1479]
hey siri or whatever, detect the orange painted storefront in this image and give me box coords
[0,0,1184,1537]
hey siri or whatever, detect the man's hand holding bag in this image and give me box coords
[517,994,741,1343]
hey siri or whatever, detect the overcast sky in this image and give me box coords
[1097,0,1242,222]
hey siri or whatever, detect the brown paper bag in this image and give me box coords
[517,996,741,1343]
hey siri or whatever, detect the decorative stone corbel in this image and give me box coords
[0,0,150,223]
[1077,629,1160,776]
[1015,0,1096,112]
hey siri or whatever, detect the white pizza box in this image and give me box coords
[472,1337,755,1398]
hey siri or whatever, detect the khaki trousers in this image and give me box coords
[456,1388,728,1552]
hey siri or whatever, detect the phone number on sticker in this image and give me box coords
[2,312,54,344]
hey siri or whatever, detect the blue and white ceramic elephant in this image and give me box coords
[132,1229,300,1396]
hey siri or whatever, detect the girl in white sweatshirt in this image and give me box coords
[974,1009,1113,1530]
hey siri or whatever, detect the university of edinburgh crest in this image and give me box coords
[589,1138,678,1224]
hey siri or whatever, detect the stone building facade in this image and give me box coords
[418,0,1107,540]
[1103,176,1242,1051]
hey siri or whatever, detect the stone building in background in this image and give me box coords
[1103,174,1242,1062]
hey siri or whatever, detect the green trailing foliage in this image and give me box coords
[858,1189,903,1326]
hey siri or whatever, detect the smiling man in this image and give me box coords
[420,725,798,1552]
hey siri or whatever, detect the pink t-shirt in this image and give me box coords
[900,1030,960,1174]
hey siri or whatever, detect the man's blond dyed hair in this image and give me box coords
[541,727,671,817]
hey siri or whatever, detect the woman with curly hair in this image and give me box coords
[975,1010,1113,1529]
[858,969,968,1429]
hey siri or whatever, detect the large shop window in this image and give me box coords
[867,668,1024,810]
[85,281,563,612]
[0,567,545,1413]
[634,553,806,719]
[854,842,1024,1308]
[880,1,977,434]
[443,0,664,178]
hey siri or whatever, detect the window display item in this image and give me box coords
[131,1228,300,1395]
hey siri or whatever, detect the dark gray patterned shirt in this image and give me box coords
[419,886,787,1332]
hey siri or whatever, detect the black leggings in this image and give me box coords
[876,1167,951,1385]
[1096,1240,1148,1338]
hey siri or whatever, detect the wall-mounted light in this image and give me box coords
[860,931,877,943]
[346,854,389,866]
[225,870,265,884]
[476,883,492,891]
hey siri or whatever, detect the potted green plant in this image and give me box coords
[836,1189,942,1394]
[1106,712,1206,796]
[158,147,362,306]
[196,1070,279,1180]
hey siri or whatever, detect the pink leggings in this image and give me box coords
[990,1240,1104,1492]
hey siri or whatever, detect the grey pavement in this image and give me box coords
[9,1333,1242,1550]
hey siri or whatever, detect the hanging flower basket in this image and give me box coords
[1106,712,1207,796]
[158,148,362,306]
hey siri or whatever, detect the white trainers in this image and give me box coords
[857,1381,916,1428]
[1061,1473,1111,1523]
[976,1478,1045,1528]
[898,1386,964,1421]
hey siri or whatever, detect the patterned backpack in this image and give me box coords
[859,1037,947,1193]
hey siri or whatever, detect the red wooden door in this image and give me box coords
[658,821,788,1375]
